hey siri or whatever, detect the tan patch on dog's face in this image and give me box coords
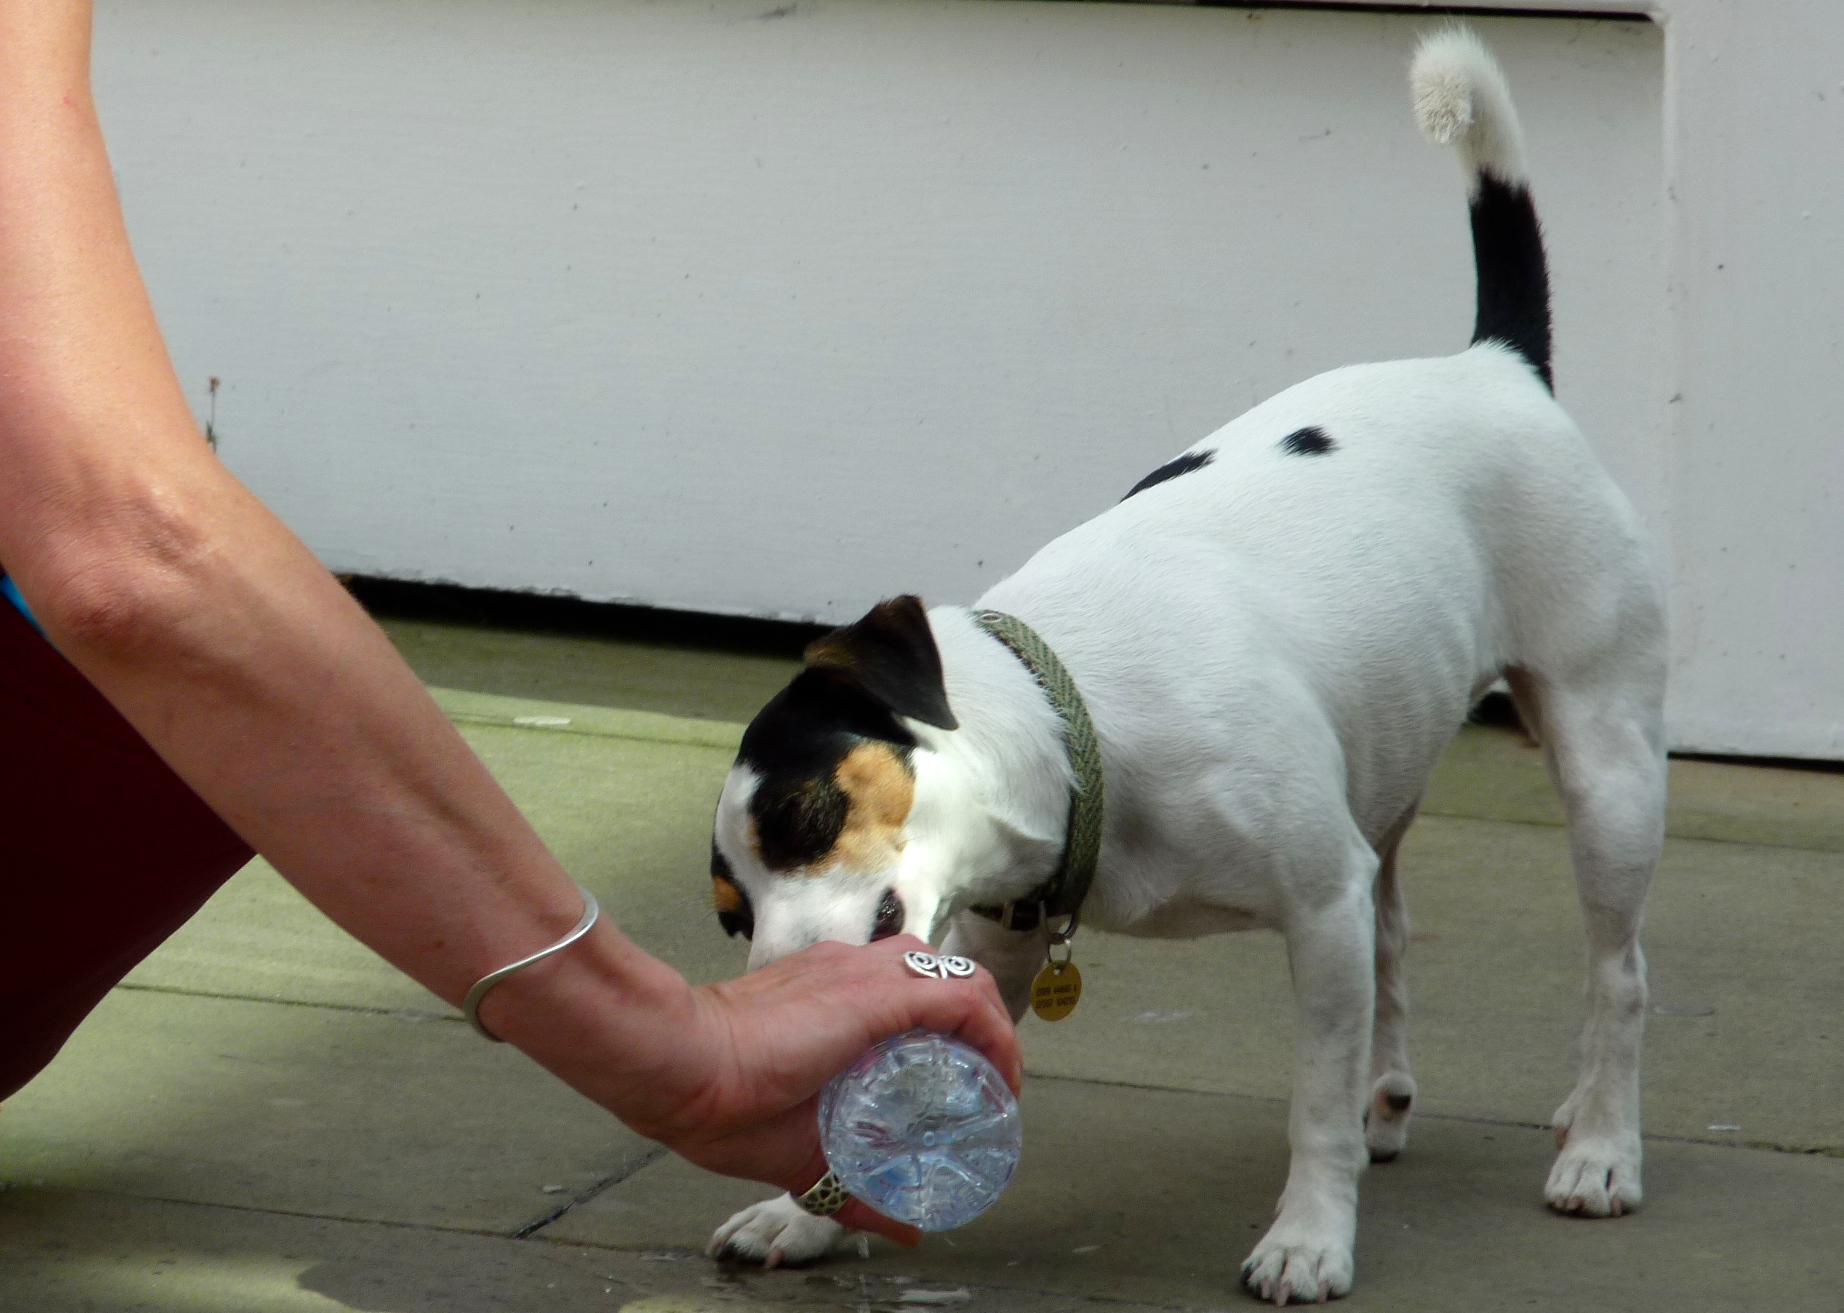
[737,742,914,875]
[712,873,744,915]
[827,741,914,873]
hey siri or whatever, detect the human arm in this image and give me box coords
[0,0,1018,1242]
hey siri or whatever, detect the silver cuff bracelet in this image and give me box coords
[461,882,601,1042]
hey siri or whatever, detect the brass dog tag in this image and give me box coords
[1030,961,1082,1022]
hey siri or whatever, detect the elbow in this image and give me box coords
[26,498,219,660]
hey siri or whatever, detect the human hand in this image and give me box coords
[600,934,1021,1245]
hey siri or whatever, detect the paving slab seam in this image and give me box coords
[93,992,1842,1156]
[537,1240,1221,1313]
[113,980,461,1025]
[515,1146,670,1239]
[429,686,743,750]
[423,686,1844,854]
[604,1256,1268,1313]
[442,710,735,751]
[10,1184,530,1242]
[1022,1071,1842,1156]
[1418,802,1843,853]
[1411,1110,1841,1157]
[438,703,1842,859]
[1,1140,685,1249]
[1,1186,1220,1313]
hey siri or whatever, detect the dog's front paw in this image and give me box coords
[709,1194,849,1268]
[1241,1223,1355,1305]
[1545,1131,1642,1217]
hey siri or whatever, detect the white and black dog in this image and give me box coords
[705,30,1665,1304]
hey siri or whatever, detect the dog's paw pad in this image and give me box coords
[1242,1229,1354,1305]
[708,1195,849,1268]
[1364,1073,1416,1163]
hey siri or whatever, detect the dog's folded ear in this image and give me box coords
[805,595,959,731]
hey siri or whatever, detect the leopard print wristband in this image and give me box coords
[793,1170,851,1217]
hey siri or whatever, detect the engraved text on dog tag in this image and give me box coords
[1030,961,1082,1022]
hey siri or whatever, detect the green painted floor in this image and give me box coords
[3,617,1840,1312]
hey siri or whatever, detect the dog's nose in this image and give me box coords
[870,888,905,941]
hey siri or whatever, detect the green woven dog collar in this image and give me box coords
[969,609,1105,931]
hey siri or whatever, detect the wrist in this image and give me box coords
[461,883,604,1040]
[472,915,707,1133]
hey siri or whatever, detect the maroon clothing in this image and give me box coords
[0,596,252,1100]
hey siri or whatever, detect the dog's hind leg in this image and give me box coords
[1508,666,1665,1218]
[1365,805,1419,1163]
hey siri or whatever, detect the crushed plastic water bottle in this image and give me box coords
[819,1029,1022,1231]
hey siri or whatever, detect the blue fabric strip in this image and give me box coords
[1,572,46,636]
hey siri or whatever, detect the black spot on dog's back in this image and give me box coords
[1280,426,1335,456]
[1123,449,1214,500]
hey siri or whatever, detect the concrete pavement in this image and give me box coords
[3,614,1839,1311]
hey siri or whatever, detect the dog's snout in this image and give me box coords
[870,888,905,941]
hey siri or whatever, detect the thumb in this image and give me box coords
[835,1197,922,1247]
[788,1150,922,1248]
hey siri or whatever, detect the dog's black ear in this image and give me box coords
[804,595,959,730]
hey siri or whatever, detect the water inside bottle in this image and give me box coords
[820,1029,1022,1232]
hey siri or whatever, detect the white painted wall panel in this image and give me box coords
[93,2,1740,740]
[93,1,1665,605]
[1650,5,1844,760]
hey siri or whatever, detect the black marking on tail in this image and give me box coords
[1469,174,1552,391]
[1280,426,1335,456]
[1123,449,1213,500]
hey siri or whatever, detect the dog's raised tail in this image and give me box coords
[1411,29,1551,391]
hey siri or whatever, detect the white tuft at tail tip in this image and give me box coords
[1411,63,1473,148]
[1410,28,1528,189]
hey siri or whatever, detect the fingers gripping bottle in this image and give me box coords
[819,1030,1022,1231]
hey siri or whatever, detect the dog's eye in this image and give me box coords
[870,888,904,941]
[717,904,754,941]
